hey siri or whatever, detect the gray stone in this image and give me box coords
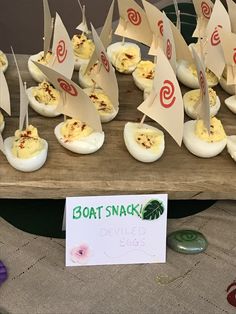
[167,229,208,254]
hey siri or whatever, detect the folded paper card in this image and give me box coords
[66,194,168,266]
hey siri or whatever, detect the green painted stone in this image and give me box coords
[167,230,208,254]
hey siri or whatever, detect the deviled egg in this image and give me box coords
[28,51,53,83]
[72,34,95,71]
[224,95,236,114]
[54,118,104,154]
[183,88,221,119]
[219,68,235,95]
[83,88,118,123]
[0,51,8,73]
[27,80,61,117]
[124,122,165,163]
[107,42,141,74]
[227,135,236,162]
[132,60,155,91]
[0,111,5,133]
[4,125,48,172]
[78,61,99,88]
[177,60,218,89]
[183,117,227,158]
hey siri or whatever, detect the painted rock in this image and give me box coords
[0,261,8,285]
[167,230,208,254]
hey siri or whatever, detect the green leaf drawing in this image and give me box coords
[141,199,165,220]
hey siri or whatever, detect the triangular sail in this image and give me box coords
[85,0,115,74]
[115,0,152,46]
[34,62,102,133]
[192,0,214,38]
[90,25,119,111]
[138,47,184,146]
[51,13,74,79]
[11,48,29,131]
[205,0,231,78]
[43,0,53,56]
[226,0,236,34]
[0,70,11,116]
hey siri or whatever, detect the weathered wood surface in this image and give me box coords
[0,54,235,199]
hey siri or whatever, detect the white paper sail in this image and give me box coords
[43,0,53,56]
[76,0,90,34]
[85,0,115,75]
[192,0,214,38]
[137,47,184,146]
[205,0,231,78]
[163,12,176,73]
[11,49,29,131]
[34,62,102,133]
[115,0,152,46]
[192,48,210,133]
[51,13,74,79]
[142,0,164,55]
[226,0,236,34]
[90,25,119,111]
[0,70,11,116]
[219,30,236,85]
[142,0,192,62]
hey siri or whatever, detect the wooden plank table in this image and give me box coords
[0,54,235,200]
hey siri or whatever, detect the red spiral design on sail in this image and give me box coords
[56,40,67,63]
[160,80,176,108]
[201,2,212,19]
[227,282,236,308]
[101,51,110,72]
[157,20,163,36]
[233,48,236,64]
[127,8,142,26]
[199,70,206,95]
[211,25,222,46]
[57,78,78,96]
[166,39,172,60]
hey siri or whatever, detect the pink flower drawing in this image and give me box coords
[71,244,90,264]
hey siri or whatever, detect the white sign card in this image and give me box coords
[66,194,168,266]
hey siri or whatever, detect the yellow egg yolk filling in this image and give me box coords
[135,129,163,152]
[37,51,53,65]
[60,118,93,142]
[135,60,155,80]
[33,81,60,105]
[195,117,226,143]
[188,64,217,84]
[0,52,7,67]
[72,34,95,59]
[12,125,44,159]
[112,46,140,72]
[87,91,114,115]
[186,88,217,107]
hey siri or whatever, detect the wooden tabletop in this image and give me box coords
[0,54,235,200]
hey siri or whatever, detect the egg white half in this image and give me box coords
[107,42,141,74]
[132,68,153,91]
[177,60,218,89]
[4,137,48,172]
[219,76,235,95]
[74,56,90,71]
[143,87,152,100]
[27,87,61,117]
[54,122,105,154]
[28,51,48,83]
[78,63,99,88]
[227,135,236,162]
[83,88,118,123]
[224,95,236,114]
[183,120,227,158]
[183,89,221,119]
[124,122,165,163]
[0,51,8,73]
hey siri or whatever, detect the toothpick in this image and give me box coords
[24,82,29,128]
[139,114,146,127]
[122,36,125,45]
